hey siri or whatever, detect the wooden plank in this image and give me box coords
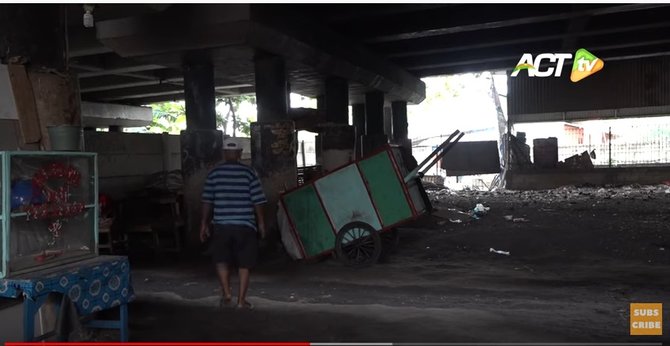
[7,64,42,144]
[28,70,81,150]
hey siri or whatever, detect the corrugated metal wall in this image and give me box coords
[508,56,670,122]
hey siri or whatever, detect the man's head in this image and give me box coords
[223,137,243,162]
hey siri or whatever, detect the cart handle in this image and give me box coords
[404,130,460,182]
[420,132,465,176]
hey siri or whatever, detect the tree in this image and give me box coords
[147,102,186,134]
[216,95,255,137]
[146,95,255,136]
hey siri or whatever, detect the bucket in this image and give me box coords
[47,125,81,151]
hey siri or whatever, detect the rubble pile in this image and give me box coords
[428,184,670,205]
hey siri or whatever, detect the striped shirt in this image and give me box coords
[202,162,267,230]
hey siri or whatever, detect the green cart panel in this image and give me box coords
[358,151,413,227]
[282,185,334,257]
[314,164,382,232]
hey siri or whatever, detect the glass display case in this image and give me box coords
[1,151,98,278]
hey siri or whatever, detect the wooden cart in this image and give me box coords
[278,130,464,267]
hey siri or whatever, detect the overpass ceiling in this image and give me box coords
[68,3,670,106]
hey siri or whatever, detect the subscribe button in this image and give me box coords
[630,303,663,335]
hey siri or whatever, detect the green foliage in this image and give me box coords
[146,95,255,136]
[217,95,255,137]
[147,102,186,134]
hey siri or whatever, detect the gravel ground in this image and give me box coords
[91,185,669,343]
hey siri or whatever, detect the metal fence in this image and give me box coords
[519,117,670,168]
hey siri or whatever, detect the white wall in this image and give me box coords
[84,131,181,199]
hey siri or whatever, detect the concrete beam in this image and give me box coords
[81,101,153,128]
[83,83,184,101]
[68,28,113,58]
[94,5,425,103]
[381,21,670,59]
[404,36,670,72]
[363,4,668,43]
[74,64,165,78]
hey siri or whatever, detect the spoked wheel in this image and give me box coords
[335,221,382,267]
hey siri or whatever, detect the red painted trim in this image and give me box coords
[355,162,384,230]
[386,148,419,217]
[278,198,307,259]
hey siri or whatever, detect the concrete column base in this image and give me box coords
[251,121,297,243]
[319,124,355,172]
[361,134,389,157]
[180,129,223,252]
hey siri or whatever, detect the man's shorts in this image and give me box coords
[209,224,258,268]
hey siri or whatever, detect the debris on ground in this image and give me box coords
[489,248,510,256]
[504,215,529,223]
[470,203,490,219]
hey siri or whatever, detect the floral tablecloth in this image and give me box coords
[0,256,135,315]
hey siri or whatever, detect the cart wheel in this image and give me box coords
[335,221,382,267]
[379,228,400,262]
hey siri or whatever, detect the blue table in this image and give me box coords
[0,255,135,341]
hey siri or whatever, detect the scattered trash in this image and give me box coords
[144,278,150,282]
[79,246,90,251]
[504,215,529,222]
[184,282,198,287]
[489,248,510,256]
[449,219,462,223]
[660,247,665,251]
[473,203,490,214]
[448,208,470,215]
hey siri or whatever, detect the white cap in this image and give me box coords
[223,137,243,151]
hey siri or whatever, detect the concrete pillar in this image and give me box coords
[315,95,325,166]
[320,124,355,172]
[362,91,388,155]
[183,53,216,130]
[251,122,297,244]
[391,100,411,153]
[316,95,325,111]
[365,91,384,135]
[254,53,289,122]
[383,106,393,138]
[181,52,220,252]
[351,103,365,159]
[252,53,296,245]
[324,77,349,124]
[318,77,353,170]
[391,101,409,143]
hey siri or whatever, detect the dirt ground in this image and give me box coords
[105,185,669,343]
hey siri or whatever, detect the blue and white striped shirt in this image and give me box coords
[202,163,267,230]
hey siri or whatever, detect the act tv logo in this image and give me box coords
[511,48,604,82]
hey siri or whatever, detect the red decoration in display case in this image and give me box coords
[1,151,99,278]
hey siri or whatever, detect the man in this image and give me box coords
[200,137,267,309]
